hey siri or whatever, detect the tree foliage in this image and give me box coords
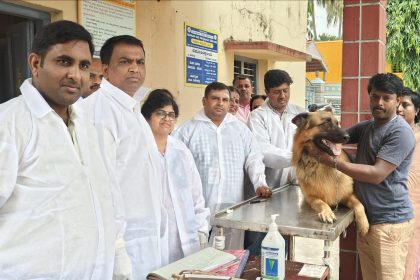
[307,0,343,40]
[318,33,339,41]
[307,0,316,40]
[387,0,420,90]
[322,0,342,39]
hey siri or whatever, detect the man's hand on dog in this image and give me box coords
[256,186,272,198]
[307,146,336,168]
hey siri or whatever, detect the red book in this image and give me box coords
[209,250,250,278]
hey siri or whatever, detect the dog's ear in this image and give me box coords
[292,113,309,127]
[322,105,334,113]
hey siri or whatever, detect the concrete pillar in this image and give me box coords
[339,1,387,280]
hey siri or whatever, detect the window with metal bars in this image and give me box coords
[233,56,258,92]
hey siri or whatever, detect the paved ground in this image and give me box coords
[294,236,340,280]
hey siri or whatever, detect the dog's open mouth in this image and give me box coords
[314,138,342,156]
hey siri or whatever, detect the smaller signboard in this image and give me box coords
[185,23,218,87]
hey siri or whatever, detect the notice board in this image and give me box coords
[78,0,136,57]
[185,23,218,87]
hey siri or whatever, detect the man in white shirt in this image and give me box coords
[233,75,254,123]
[248,69,306,188]
[82,35,165,279]
[172,81,271,249]
[0,20,125,279]
[83,58,103,97]
[246,69,306,254]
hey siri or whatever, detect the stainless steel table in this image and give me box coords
[212,184,355,266]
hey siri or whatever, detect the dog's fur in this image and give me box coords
[291,110,369,235]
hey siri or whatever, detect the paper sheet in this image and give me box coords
[298,264,327,278]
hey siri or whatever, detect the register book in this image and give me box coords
[147,247,248,280]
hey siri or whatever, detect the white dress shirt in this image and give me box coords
[82,79,166,279]
[248,100,306,188]
[0,79,116,279]
[172,110,267,249]
[160,136,210,263]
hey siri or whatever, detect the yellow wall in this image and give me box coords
[13,0,307,123]
[306,40,403,85]
[306,40,343,84]
[137,1,308,122]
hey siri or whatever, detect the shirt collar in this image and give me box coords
[266,99,289,116]
[100,78,138,111]
[20,78,55,118]
[20,78,83,120]
[132,86,151,103]
[193,108,237,125]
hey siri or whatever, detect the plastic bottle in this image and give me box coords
[261,214,285,280]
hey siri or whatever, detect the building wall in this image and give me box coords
[138,1,307,122]
[13,0,307,123]
[306,40,343,83]
[306,40,401,85]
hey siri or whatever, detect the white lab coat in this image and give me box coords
[161,136,210,262]
[0,79,116,279]
[248,100,306,188]
[82,79,166,279]
[172,110,267,249]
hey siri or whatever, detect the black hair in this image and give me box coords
[227,86,240,95]
[367,73,403,96]
[100,35,145,64]
[204,82,230,98]
[264,69,293,91]
[250,95,267,110]
[232,74,252,86]
[31,20,94,66]
[401,87,420,123]
[141,89,179,120]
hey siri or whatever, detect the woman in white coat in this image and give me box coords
[141,89,210,263]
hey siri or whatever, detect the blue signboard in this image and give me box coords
[185,24,218,86]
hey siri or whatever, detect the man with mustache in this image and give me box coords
[246,69,306,255]
[233,74,254,123]
[315,73,415,280]
[0,20,121,279]
[172,81,271,249]
[82,58,103,97]
[82,35,165,279]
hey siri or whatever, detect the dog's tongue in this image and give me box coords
[322,139,342,156]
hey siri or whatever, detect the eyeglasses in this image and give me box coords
[154,110,177,120]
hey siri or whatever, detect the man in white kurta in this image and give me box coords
[82,35,165,279]
[248,69,306,188]
[0,21,119,279]
[172,82,270,249]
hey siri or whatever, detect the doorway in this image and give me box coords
[0,2,50,103]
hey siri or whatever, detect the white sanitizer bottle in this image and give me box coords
[261,214,285,280]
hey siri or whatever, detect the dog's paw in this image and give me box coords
[356,216,369,236]
[318,209,336,223]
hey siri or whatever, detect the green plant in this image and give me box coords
[387,0,420,90]
[318,33,339,41]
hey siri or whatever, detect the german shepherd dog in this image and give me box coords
[291,110,369,235]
